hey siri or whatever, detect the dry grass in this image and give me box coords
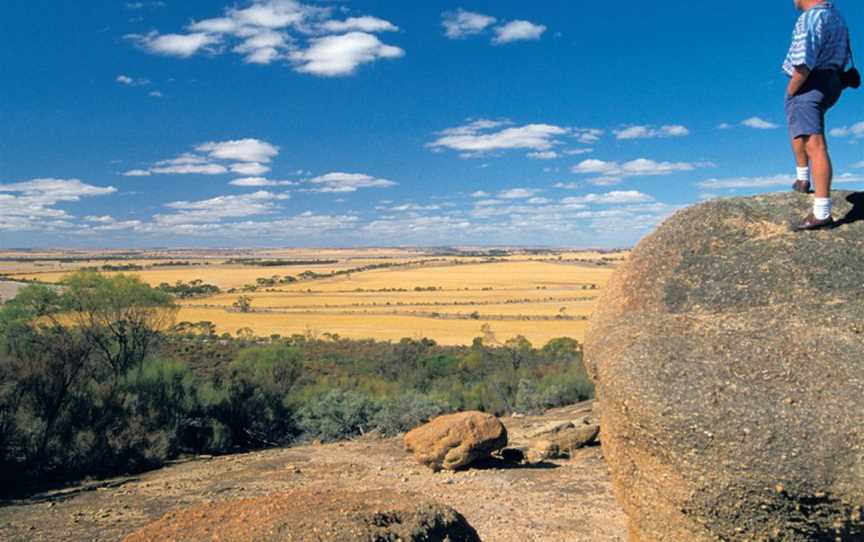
[2,249,624,346]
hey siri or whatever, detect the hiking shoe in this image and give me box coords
[792,180,811,194]
[792,213,835,231]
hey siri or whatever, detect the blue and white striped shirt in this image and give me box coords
[783,2,850,76]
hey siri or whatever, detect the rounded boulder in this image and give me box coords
[585,192,864,541]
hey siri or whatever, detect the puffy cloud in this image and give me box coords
[562,190,654,205]
[290,32,404,76]
[695,173,864,190]
[571,158,698,181]
[307,172,397,192]
[320,16,398,33]
[196,138,280,163]
[125,138,279,177]
[613,125,689,140]
[230,162,271,176]
[430,120,569,155]
[572,128,604,144]
[156,190,289,224]
[493,20,546,44]
[229,177,296,187]
[741,117,779,130]
[527,151,559,160]
[0,178,117,232]
[128,1,403,75]
[830,121,864,138]
[442,9,496,39]
[498,188,541,199]
[126,31,220,57]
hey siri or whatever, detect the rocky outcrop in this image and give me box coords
[122,489,480,542]
[526,420,600,462]
[585,192,864,541]
[405,411,508,471]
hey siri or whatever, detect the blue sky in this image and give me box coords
[2,0,864,249]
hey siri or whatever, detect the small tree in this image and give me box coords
[233,295,253,313]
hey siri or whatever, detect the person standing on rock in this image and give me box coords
[784,0,850,231]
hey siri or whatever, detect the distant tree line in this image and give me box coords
[0,271,592,497]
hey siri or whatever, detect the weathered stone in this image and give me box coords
[585,192,864,541]
[123,489,481,542]
[404,411,508,471]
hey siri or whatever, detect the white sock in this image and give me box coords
[796,166,810,182]
[813,197,832,220]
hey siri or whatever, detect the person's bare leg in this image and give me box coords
[792,136,809,168]
[806,134,832,197]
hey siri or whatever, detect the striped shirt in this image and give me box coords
[783,2,850,76]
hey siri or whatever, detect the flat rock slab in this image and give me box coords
[122,489,480,542]
[586,192,864,541]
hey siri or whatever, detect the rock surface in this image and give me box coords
[585,192,864,541]
[526,420,600,461]
[122,489,480,542]
[0,401,627,542]
[405,411,508,471]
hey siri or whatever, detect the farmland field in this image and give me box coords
[1,248,626,346]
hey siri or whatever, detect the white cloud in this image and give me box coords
[471,190,490,197]
[126,31,220,57]
[830,121,864,138]
[148,90,163,98]
[442,9,496,39]
[128,1,403,75]
[696,174,793,189]
[613,125,689,140]
[430,120,568,155]
[741,117,779,130]
[0,179,117,232]
[122,169,152,177]
[307,172,397,192]
[229,177,296,187]
[717,123,732,130]
[572,158,698,180]
[150,163,228,175]
[562,190,654,205]
[493,20,546,44]
[498,188,541,199]
[290,32,404,76]
[564,148,593,156]
[320,16,398,33]
[695,173,864,189]
[572,128,604,144]
[527,151,559,160]
[156,190,289,225]
[117,75,134,85]
[196,138,280,163]
[230,162,271,176]
[126,138,279,177]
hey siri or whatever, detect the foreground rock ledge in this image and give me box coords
[585,192,864,541]
[123,489,481,542]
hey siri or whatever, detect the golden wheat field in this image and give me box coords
[2,249,625,346]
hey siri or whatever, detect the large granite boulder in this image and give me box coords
[123,489,481,542]
[585,192,864,541]
[405,411,508,471]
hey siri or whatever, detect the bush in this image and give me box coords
[297,390,378,441]
[371,392,448,436]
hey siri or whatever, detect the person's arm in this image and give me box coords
[787,64,811,97]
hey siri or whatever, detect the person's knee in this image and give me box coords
[805,135,828,153]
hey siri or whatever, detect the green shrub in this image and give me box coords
[371,392,448,436]
[297,390,378,441]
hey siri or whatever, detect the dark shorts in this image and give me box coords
[785,69,843,139]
